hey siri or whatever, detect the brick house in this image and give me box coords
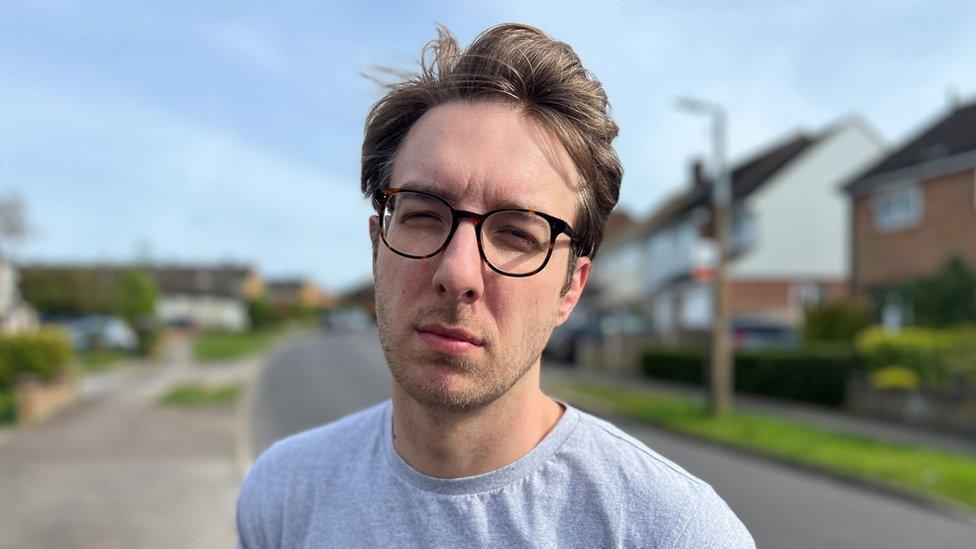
[843,100,976,326]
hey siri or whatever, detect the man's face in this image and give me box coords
[371,101,590,412]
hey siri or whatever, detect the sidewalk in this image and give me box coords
[542,365,976,456]
[0,336,259,549]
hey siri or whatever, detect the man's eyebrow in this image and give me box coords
[397,180,543,212]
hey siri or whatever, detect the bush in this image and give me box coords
[803,300,871,343]
[0,328,74,390]
[856,326,976,391]
[641,344,863,407]
[247,298,280,330]
[900,256,976,328]
[642,346,707,384]
[0,387,15,424]
[735,346,863,406]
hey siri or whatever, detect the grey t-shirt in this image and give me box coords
[237,401,754,548]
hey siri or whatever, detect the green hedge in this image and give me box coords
[0,328,73,391]
[856,326,976,390]
[641,345,863,407]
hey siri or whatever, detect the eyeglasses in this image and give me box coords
[372,187,578,277]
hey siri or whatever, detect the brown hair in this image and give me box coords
[361,23,622,259]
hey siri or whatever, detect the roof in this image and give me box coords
[21,262,256,299]
[151,265,255,298]
[845,100,976,194]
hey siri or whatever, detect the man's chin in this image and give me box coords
[392,367,499,413]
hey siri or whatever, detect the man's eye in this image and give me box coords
[397,210,445,224]
[493,227,543,250]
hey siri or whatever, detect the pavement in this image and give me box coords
[0,336,258,549]
[542,364,976,456]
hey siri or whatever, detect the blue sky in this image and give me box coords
[3,1,975,292]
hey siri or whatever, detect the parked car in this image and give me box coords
[731,316,799,349]
[64,315,138,351]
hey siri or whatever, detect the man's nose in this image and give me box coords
[431,220,485,304]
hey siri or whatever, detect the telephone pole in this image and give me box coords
[676,96,733,418]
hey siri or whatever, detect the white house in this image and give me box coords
[0,255,38,334]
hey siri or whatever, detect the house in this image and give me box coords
[843,100,976,326]
[0,255,38,334]
[152,264,264,332]
[264,278,334,310]
[590,117,886,342]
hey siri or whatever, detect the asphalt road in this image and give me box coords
[249,330,976,548]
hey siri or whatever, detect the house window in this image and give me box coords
[873,182,922,232]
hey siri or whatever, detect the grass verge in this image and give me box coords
[159,382,242,407]
[555,383,976,510]
[76,349,132,371]
[194,329,282,362]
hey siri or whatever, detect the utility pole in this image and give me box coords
[676,96,734,418]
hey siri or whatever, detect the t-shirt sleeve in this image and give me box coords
[236,449,283,549]
[665,486,755,549]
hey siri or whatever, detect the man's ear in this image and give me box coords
[368,215,380,261]
[555,256,590,326]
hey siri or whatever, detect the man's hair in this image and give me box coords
[361,23,622,259]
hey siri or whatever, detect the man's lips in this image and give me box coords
[415,323,484,355]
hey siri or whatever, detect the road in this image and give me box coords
[250,330,976,548]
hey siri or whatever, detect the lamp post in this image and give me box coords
[676,96,733,418]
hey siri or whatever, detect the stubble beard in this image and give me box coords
[375,290,554,414]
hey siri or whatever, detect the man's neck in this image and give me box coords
[390,365,564,479]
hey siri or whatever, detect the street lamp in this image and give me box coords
[675,95,734,418]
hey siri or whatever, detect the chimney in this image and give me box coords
[691,158,708,188]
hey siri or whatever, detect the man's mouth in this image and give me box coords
[415,323,485,355]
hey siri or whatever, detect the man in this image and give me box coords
[237,23,754,548]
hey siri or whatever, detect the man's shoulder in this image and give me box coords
[568,407,708,491]
[560,407,755,548]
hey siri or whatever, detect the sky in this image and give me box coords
[2,0,975,293]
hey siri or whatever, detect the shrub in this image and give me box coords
[856,326,976,391]
[900,256,976,328]
[641,346,706,384]
[641,344,863,407]
[0,328,74,390]
[803,300,871,343]
[734,345,863,406]
[869,366,920,391]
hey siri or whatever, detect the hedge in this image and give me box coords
[641,345,863,407]
[0,328,73,391]
[855,326,976,391]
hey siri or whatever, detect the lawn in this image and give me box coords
[193,329,282,361]
[555,383,976,510]
[76,349,132,371]
[159,382,243,406]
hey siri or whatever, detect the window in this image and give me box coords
[873,182,922,232]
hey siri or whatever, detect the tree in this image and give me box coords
[116,269,157,323]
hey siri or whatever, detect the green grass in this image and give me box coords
[555,383,976,510]
[76,349,131,371]
[159,382,243,406]
[193,329,281,361]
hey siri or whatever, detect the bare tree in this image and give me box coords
[0,192,31,253]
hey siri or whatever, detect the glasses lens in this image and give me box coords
[482,211,552,275]
[382,191,452,257]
